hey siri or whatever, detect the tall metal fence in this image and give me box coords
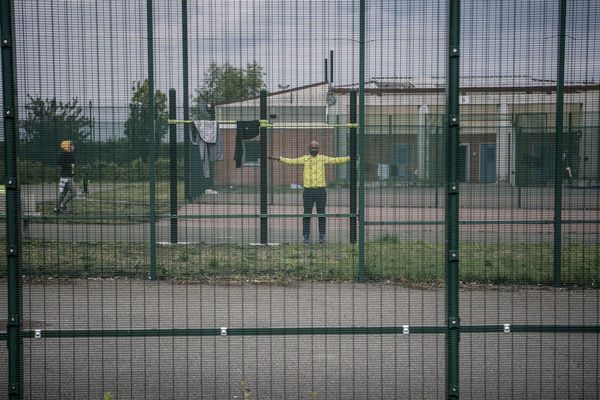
[2,0,599,398]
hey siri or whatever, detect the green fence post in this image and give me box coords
[181,0,212,199]
[446,0,461,398]
[553,0,567,288]
[1,0,23,397]
[169,89,178,244]
[434,119,439,208]
[147,0,157,280]
[358,0,366,283]
[349,90,358,244]
[182,0,191,201]
[260,90,268,244]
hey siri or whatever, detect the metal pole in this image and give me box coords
[358,0,366,283]
[349,90,358,244]
[554,0,567,287]
[446,0,461,398]
[1,0,23,396]
[83,100,92,193]
[147,0,157,280]
[330,50,334,84]
[260,90,268,244]
[436,125,440,209]
[567,112,572,179]
[182,0,191,201]
[169,89,178,244]
[269,114,275,205]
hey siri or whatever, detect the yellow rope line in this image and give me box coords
[168,119,236,124]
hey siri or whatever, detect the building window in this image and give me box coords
[243,140,261,166]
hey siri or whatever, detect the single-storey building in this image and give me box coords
[213,77,599,187]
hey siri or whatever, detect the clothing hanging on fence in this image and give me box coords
[234,120,261,168]
[191,120,224,178]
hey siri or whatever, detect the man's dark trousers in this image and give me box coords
[303,188,327,238]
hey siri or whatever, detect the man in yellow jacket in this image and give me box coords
[269,141,350,244]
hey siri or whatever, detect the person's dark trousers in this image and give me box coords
[303,188,327,238]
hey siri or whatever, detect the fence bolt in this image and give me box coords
[7,314,19,327]
[448,251,459,261]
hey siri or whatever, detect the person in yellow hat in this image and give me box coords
[54,140,77,213]
[269,140,350,244]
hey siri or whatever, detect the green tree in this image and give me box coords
[192,62,264,118]
[123,79,168,161]
[20,96,93,164]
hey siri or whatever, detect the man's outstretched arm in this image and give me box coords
[323,155,350,164]
[273,155,307,165]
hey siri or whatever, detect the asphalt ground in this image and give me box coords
[0,281,598,399]
[2,185,598,398]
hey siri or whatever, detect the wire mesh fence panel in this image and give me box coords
[455,1,600,398]
[1,0,599,399]
[461,333,600,399]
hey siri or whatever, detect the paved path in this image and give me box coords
[0,281,599,399]
[12,203,600,244]
[3,184,597,244]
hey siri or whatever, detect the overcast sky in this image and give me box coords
[3,0,600,108]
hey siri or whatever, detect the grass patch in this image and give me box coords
[4,239,599,287]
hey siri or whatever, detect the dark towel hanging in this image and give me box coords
[234,120,261,168]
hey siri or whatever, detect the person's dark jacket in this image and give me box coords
[58,152,75,177]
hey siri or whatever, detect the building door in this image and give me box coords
[479,143,497,183]
[458,144,469,182]
[531,143,554,185]
[391,144,414,183]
